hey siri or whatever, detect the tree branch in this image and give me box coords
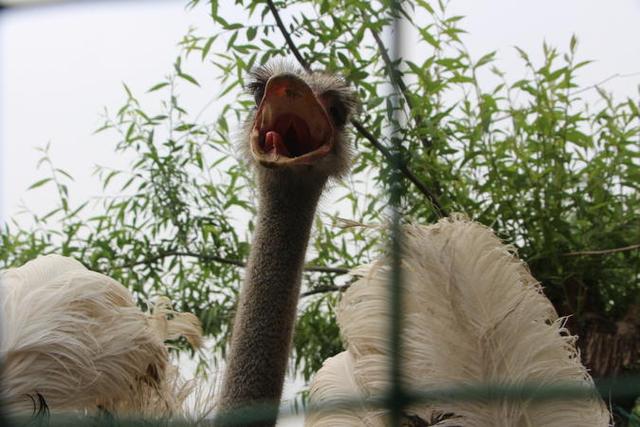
[573,71,640,95]
[351,120,447,216]
[368,23,434,150]
[300,284,350,298]
[266,0,446,217]
[563,244,640,257]
[266,0,311,72]
[113,250,350,275]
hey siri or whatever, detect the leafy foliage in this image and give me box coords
[2,0,639,402]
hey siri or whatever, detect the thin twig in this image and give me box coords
[573,71,640,95]
[113,250,350,275]
[300,284,351,298]
[369,23,434,150]
[266,0,311,72]
[563,244,640,257]
[266,0,446,217]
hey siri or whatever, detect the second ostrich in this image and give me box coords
[0,255,203,419]
[306,218,611,426]
[217,63,357,424]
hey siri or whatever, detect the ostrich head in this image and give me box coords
[242,62,358,182]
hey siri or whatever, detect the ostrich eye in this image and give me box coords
[253,85,265,105]
[328,102,347,127]
[322,90,349,127]
[248,80,266,106]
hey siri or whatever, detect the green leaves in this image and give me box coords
[178,72,200,86]
[147,82,169,92]
[474,51,496,69]
[27,178,52,190]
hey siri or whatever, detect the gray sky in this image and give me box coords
[450,0,640,100]
[1,0,214,220]
[2,0,640,221]
[1,1,639,424]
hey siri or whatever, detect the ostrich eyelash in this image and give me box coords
[246,80,264,93]
[246,79,266,105]
[246,65,274,105]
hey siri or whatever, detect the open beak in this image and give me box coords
[250,73,334,167]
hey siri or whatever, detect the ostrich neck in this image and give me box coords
[219,170,327,425]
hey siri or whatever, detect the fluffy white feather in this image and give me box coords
[307,217,610,426]
[0,254,203,418]
[306,351,387,427]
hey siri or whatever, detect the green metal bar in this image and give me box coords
[5,375,638,426]
[388,1,407,425]
[6,377,630,426]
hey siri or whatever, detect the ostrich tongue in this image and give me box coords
[264,130,291,157]
[263,113,320,158]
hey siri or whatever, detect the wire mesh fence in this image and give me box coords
[3,377,640,426]
[1,0,640,426]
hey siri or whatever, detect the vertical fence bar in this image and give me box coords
[387,1,406,425]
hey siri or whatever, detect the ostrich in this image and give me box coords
[0,254,203,420]
[1,64,609,427]
[217,62,358,424]
[306,217,611,426]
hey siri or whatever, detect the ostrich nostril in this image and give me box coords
[269,82,301,99]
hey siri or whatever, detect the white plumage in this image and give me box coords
[307,217,611,426]
[0,254,202,418]
[0,217,613,426]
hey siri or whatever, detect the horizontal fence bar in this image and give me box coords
[5,376,640,426]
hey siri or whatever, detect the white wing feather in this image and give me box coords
[307,217,610,426]
[305,351,387,427]
[1,254,203,418]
